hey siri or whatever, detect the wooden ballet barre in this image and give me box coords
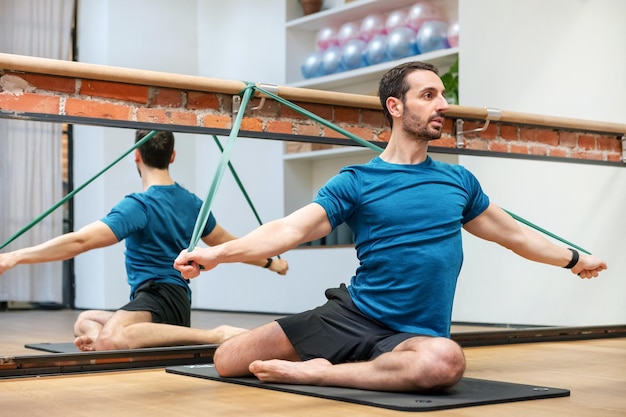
[0,52,246,95]
[448,105,626,136]
[1,52,625,136]
[0,52,378,109]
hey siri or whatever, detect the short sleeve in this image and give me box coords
[100,195,148,240]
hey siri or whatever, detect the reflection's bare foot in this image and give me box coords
[249,358,332,385]
[212,325,248,343]
[74,335,96,351]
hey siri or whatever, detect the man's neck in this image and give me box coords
[379,132,430,165]
[140,168,175,191]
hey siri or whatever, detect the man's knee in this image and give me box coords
[398,336,465,389]
[421,338,465,388]
[213,340,238,376]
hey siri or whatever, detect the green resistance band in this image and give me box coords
[254,85,592,255]
[255,85,382,153]
[211,135,282,260]
[187,86,255,252]
[503,209,590,254]
[212,135,264,228]
[0,130,158,250]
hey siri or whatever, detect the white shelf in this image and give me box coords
[287,0,422,30]
[288,46,458,91]
[285,0,459,89]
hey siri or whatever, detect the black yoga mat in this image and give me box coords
[165,364,570,412]
[25,342,80,353]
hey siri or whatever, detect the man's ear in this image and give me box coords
[386,96,403,119]
[134,149,141,163]
[170,149,176,163]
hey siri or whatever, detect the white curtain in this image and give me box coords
[0,0,74,304]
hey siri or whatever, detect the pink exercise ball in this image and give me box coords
[360,13,386,42]
[385,9,408,33]
[406,1,445,32]
[337,21,361,46]
[316,26,338,50]
[447,20,459,47]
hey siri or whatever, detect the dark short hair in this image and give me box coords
[378,61,440,127]
[135,130,175,169]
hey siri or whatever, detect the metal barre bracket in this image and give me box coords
[455,107,502,148]
[232,82,279,116]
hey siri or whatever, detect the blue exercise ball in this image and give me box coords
[341,39,367,70]
[386,26,418,61]
[321,45,345,75]
[415,20,449,53]
[364,34,388,66]
[301,51,324,79]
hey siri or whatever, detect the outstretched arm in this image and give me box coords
[200,224,289,275]
[0,221,119,275]
[175,203,331,279]
[463,203,607,279]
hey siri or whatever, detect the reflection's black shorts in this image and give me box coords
[120,280,191,327]
[276,284,422,364]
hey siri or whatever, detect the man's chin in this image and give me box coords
[424,129,443,141]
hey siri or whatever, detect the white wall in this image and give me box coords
[452,0,626,325]
[459,0,626,124]
[196,0,285,84]
[453,156,626,326]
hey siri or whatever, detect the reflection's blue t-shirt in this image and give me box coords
[313,156,489,337]
[101,183,216,301]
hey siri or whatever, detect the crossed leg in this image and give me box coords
[73,309,247,351]
[214,321,465,392]
[73,309,115,351]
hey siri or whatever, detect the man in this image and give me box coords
[173,62,607,392]
[0,130,288,351]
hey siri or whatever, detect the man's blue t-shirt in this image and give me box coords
[313,156,490,337]
[101,183,216,301]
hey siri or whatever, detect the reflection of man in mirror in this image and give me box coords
[174,62,607,393]
[0,130,288,351]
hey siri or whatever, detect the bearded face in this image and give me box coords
[400,105,445,141]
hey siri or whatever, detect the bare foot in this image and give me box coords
[74,335,96,351]
[249,358,332,385]
[212,325,248,343]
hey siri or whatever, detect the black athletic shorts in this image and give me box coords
[120,280,191,327]
[276,284,423,364]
